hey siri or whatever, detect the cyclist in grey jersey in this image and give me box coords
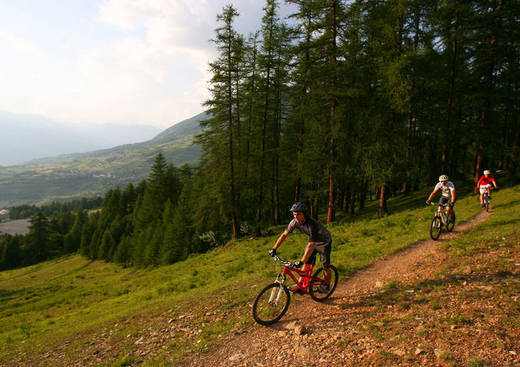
[269,202,332,293]
[426,175,456,216]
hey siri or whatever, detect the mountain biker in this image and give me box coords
[477,170,498,207]
[426,175,456,216]
[269,202,332,294]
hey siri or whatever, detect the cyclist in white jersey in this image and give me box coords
[426,175,456,215]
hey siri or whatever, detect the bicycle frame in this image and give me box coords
[253,254,338,325]
[272,255,323,292]
[436,204,449,226]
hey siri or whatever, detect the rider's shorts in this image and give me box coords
[479,184,491,194]
[307,241,332,268]
[439,196,453,207]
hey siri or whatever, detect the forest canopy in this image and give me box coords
[2,0,518,270]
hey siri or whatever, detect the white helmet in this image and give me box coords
[483,170,491,175]
[439,175,449,182]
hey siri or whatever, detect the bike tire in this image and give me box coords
[430,216,442,240]
[252,283,290,325]
[309,265,339,302]
[446,211,455,232]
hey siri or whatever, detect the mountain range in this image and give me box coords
[0,111,163,166]
[0,112,207,207]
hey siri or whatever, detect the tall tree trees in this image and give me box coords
[199,5,242,238]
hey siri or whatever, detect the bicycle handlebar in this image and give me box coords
[271,254,298,268]
[429,201,449,207]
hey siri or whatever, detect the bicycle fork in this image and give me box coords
[268,274,286,306]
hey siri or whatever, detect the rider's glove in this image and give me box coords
[426,199,432,205]
[268,248,277,257]
[292,260,303,268]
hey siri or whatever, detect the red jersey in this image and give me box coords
[477,175,496,187]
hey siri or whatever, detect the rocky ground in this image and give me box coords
[178,210,520,367]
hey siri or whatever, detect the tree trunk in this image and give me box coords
[442,11,461,174]
[378,183,388,217]
[226,21,239,239]
[255,14,274,236]
[474,143,484,194]
[359,177,368,210]
[326,0,338,224]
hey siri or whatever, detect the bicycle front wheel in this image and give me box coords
[309,265,338,302]
[252,283,290,325]
[430,216,442,240]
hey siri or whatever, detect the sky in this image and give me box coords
[0,0,294,128]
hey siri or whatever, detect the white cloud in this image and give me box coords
[0,1,293,127]
[0,31,45,58]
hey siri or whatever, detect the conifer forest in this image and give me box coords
[1,0,519,269]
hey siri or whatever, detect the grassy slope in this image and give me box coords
[1,183,519,366]
[0,113,204,206]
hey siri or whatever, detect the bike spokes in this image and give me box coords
[430,216,442,240]
[309,265,338,301]
[252,283,290,325]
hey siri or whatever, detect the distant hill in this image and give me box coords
[0,112,208,207]
[0,111,162,166]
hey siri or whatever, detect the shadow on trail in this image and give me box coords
[336,270,519,312]
[298,270,519,335]
[472,217,520,231]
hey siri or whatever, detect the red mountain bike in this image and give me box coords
[252,254,338,325]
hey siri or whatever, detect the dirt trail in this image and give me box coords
[180,210,491,367]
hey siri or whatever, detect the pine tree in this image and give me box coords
[0,235,22,270]
[24,211,53,264]
[113,235,132,267]
[199,5,243,238]
[98,229,115,261]
[63,212,85,253]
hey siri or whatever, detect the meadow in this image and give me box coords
[1,182,518,366]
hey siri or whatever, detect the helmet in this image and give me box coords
[439,175,449,182]
[289,202,307,213]
[483,170,491,175]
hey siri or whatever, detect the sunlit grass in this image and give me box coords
[1,184,519,365]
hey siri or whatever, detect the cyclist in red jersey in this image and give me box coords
[477,170,498,207]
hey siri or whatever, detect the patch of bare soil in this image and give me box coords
[179,210,520,367]
[0,219,30,235]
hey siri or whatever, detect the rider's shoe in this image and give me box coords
[289,285,304,294]
[317,284,330,293]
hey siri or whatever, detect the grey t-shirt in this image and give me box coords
[285,217,331,248]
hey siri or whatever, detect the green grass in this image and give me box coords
[1,183,519,365]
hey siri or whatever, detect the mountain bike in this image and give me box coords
[429,201,455,240]
[252,254,338,326]
[481,187,494,212]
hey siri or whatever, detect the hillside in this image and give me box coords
[0,112,207,207]
[1,185,519,366]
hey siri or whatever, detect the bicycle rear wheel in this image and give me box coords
[309,265,338,302]
[430,216,442,240]
[446,211,455,232]
[252,283,290,325]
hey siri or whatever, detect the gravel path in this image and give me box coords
[180,210,491,367]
